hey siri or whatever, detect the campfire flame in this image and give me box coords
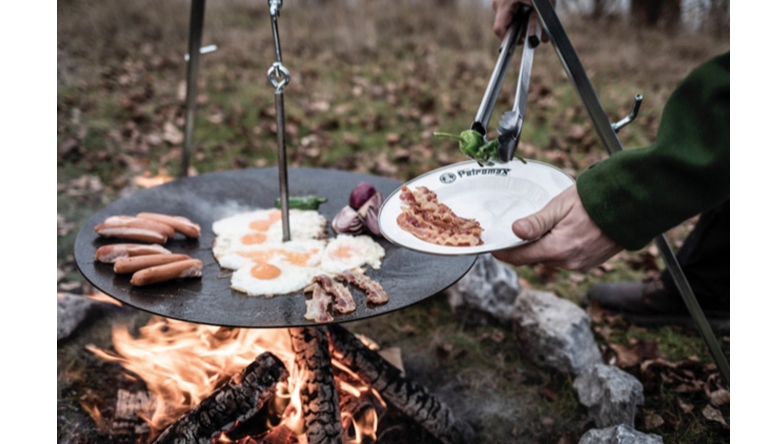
[86,317,382,443]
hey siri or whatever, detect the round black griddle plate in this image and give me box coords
[75,167,476,328]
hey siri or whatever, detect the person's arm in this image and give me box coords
[493,52,730,270]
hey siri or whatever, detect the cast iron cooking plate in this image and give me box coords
[75,167,476,328]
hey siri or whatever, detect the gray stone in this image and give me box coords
[573,364,645,428]
[446,254,522,326]
[57,292,99,341]
[511,289,602,376]
[578,424,663,444]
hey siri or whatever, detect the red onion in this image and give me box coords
[365,205,381,236]
[332,205,365,235]
[349,182,377,210]
[357,191,383,218]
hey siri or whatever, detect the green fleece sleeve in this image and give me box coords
[576,52,730,251]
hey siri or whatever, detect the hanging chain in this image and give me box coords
[267,0,291,93]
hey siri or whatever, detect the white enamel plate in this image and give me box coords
[378,159,576,256]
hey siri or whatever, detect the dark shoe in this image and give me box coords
[584,279,729,333]
[583,279,687,315]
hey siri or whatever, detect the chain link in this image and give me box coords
[267,0,290,93]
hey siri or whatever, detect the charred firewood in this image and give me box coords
[327,324,474,444]
[152,352,289,444]
[288,326,343,444]
[243,424,299,444]
[111,389,155,435]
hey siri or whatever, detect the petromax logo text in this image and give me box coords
[456,168,510,178]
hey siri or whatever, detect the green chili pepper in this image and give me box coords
[274,195,327,210]
[433,130,527,166]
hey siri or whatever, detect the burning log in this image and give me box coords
[327,324,474,444]
[153,352,289,444]
[288,326,343,444]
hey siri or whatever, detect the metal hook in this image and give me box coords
[267,62,291,92]
[612,94,643,133]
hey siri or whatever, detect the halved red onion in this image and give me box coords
[332,205,365,235]
[349,182,377,210]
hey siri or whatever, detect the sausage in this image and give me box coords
[113,254,191,274]
[130,259,204,286]
[94,224,168,244]
[94,243,172,263]
[136,213,201,238]
[99,215,176,238]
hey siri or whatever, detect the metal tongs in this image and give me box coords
[471,5,541,164]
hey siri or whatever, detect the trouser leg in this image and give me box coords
[659,200,730,313]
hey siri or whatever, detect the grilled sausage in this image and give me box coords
[130,259,204,286]
[136,213,201,238]
[94,243,172,263]
[99,215,176,238]
[114,254,191,274]
[94,225,168,244]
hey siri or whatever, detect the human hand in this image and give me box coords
[491,0,554,42]
[491,185,622,272]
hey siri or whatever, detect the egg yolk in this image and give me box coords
[250,262,281,280]
[331,246,356,259]
[237,248,318,266]
[241,232,267,244]
[248,211,283,231]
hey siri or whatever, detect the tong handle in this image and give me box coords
[471,6,532,137]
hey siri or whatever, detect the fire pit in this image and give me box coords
[74,167,477,443]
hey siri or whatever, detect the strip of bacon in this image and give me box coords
[313,274,356,314]
[337,270,388,305]
[303,283,334,323]
[397,185,483,246]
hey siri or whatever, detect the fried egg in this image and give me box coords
[216,239,326,270]
[213,209,327,258]
[212,208,385,298]
[230,259,320,297]
[320,234,386,274]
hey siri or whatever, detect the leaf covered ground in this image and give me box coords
[57,0,730,442]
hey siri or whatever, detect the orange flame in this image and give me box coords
[87,317,382,443]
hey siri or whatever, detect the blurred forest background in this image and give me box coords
[57,0,730,443]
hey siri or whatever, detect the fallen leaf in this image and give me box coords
[608,343,640,367]
[676,397,694,414]
[702,404,729,428]
[709,389,730,407]
[162,122,184,145]
[644,411,665,429]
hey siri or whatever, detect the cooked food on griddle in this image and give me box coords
[93,212,203,285]
[94,212,201,243]
[396,185,484,247]
[130,259,203,287]
[136,212,201,238]
[113,254,192,274]
[94,243,172,263]
[211,208,386,300]
[337,269,389,305]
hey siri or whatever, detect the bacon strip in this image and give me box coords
[313,274,356,314]
[396,185,483,246]
[337,270,388,305]
[303,283,334,323]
